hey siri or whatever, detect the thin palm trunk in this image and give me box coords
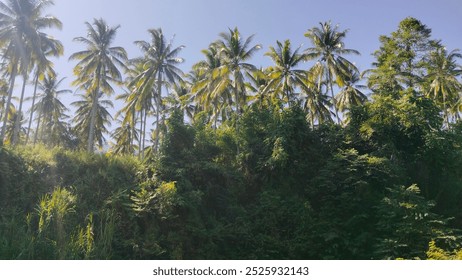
[142,108,148,159]
[87,89,99,152]
[327,70,340,124]
[12,74,28,145]
[87,69,102,153]
[443,92,449,128]
[40,110,47,143]
[213,99,218,129]
[26,72,40,144]
[0,104,3,125]
[131,106,136,156]
[154,72,162,153]
[233,70,240,154]
[33,109,42,145]
[138,109,143,159]
[1,67,17,143]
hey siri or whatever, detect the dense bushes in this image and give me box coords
[1,103,462,259]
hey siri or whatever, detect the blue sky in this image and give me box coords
[40,0,462,115]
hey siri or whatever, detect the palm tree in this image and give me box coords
[26,40,64,144]
[32,75,70,146]
[424,48,462,126]
[264,39,307,104]
[0,0,62,144]
[130,28,184,152]
[115,88,140,156]
[301,65,332,128]
[335,70,368,115]
[214,27,261,122]
[3,105,25,145]
[169,79,196,122]
[304,21,360,123]
[191,44,232,128]
[120,60,155,158]
[0,77,10,123]
[110,118,139,155]
[69,18,127,152]
[71,93,113,150]
[245,67,271,108]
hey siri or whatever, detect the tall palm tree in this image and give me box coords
[32,75,70,146]
[191,44,232,128]
[0,0,62,144]
[115,87,140,156]
[302,65,332,128]
[424,48,462,127]
[214,27,261,122]
[130,28,184,152]
[69,18,127,152]
[304,21,360,123]
[71,93,113,150]
[26,40,64,144]
[264,39,307,104]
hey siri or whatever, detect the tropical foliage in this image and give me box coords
[0,2,462,260]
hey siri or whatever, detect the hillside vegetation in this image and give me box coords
[0,1,462,259]
[2,104,462,259]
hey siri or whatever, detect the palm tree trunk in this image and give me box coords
[154,72,162,153]
[87,68,102,153]
[443,93,449,128]
[0,67,17,143]
[327,70,340,124]
[234,70,240,154]
[138,109,143,159]
[40,112,49,144]
[87,89,99,152]
[33,109,42,145]
[26,72,40,144]
[142,108,148,159]
[131,107,136,156]
[12,74,29,145]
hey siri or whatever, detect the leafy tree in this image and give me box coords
[70,18,127,152]
[368,17,440,95]
[374,184,456,259]
[426,241,462,260]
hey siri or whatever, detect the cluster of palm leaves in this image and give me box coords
[1,1,461,158]
[185,23,365,131]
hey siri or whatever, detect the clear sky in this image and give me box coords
[37,0,462,117]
